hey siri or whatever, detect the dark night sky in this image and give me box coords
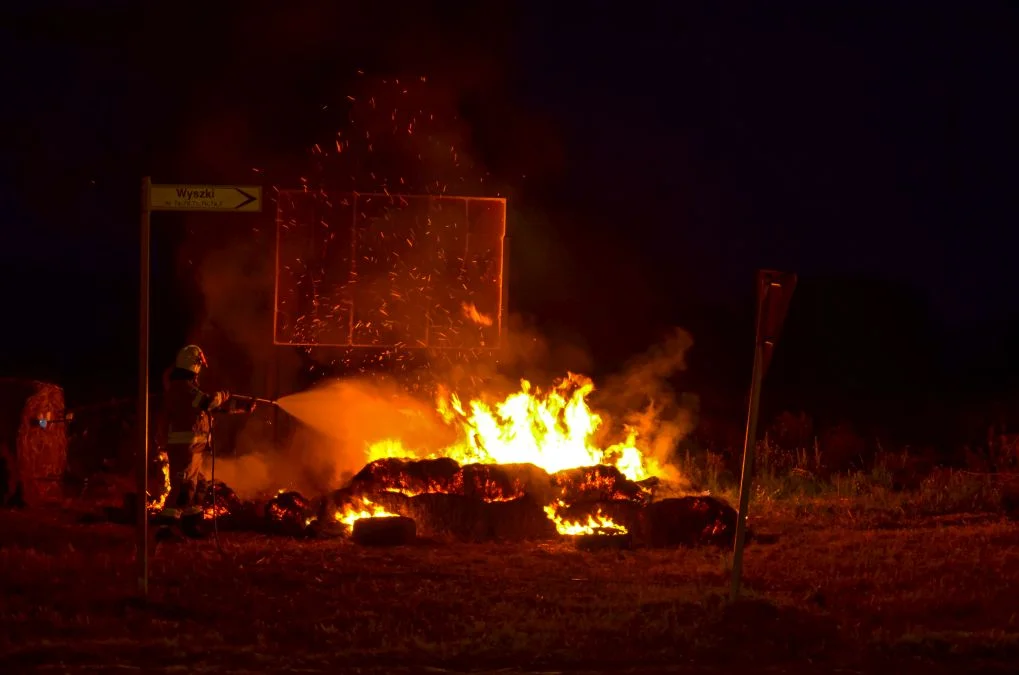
[2,1,1018,425]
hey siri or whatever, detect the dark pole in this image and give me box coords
[137,176,151,597]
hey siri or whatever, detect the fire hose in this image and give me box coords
[230,395,279,409]
[208,394,278,552]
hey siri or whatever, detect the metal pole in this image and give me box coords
[137,176,151,597]
[730,281,769,602]
[500,235,510,351]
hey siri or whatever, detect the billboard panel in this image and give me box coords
[274,191,505,349]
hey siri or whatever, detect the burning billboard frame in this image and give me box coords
[274,191,507,351]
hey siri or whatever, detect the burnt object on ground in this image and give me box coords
[265,491,314,536]
[200,481,253,528]
[573,529,632,551]
[352,515,416,546]
[640,496,739,547]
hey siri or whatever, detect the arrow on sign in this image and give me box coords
[233,187,258,210]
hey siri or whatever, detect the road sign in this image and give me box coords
[149,184,262,212]
[757,270,797,377]
[730,269,796,602]
[137,176,263,598]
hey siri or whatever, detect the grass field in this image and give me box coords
[2,494,1018,674]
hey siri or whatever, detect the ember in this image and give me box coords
[201,481,242,522]
[266,490,315,535]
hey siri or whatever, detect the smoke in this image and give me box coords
[196,238,273,362]
[593,328,699,486]
[205,324,700,499]
[209,375,460,498]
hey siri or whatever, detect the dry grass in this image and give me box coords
[1,500,1018,673]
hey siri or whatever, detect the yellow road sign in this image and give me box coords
[149,184,262,212]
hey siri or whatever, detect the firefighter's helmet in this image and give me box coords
[174,345,208,374]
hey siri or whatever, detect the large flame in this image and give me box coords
[367,372,661,481]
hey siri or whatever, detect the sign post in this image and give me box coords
[729,269,796,602]
[137,180,262,597]
[137,177,151,597]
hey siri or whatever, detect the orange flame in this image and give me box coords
[461,302,493,327]
[334,497,398,529]
[367,372,661,481]
[147,451,171,514]
[543,501,628,536]
[203,504,230,520]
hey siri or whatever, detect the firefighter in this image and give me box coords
[155,344,254,538]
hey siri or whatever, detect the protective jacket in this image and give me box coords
[161,368,228,450]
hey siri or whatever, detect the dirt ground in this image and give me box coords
[1,500,1018,674]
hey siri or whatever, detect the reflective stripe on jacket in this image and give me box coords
[167,430,211,445]
[157,375,225,449]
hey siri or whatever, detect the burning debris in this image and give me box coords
[550,464,655,507]
[323,457,733,547]
[134,369,736,549]
[544,502,628,536]
[146,451,171,514]
[201,480,244,523]
[265,490,316,536]
[349,457,460,497]
[136,454,733,547]
[334,495,398,530]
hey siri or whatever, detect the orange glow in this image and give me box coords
[148,451,171,514]
[203,504,230,521]
[334,497,398,529]
[461,301,493,327]
[543,501,628,536]
[366,372,661,482]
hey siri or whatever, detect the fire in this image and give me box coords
[543,502,628,536]
[335,497,398,529]
[367,372,661,481]
[204,504,230,520]
[461,301,493,326]
[147,451,171,514]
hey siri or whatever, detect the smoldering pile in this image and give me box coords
[140,458,740,549]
